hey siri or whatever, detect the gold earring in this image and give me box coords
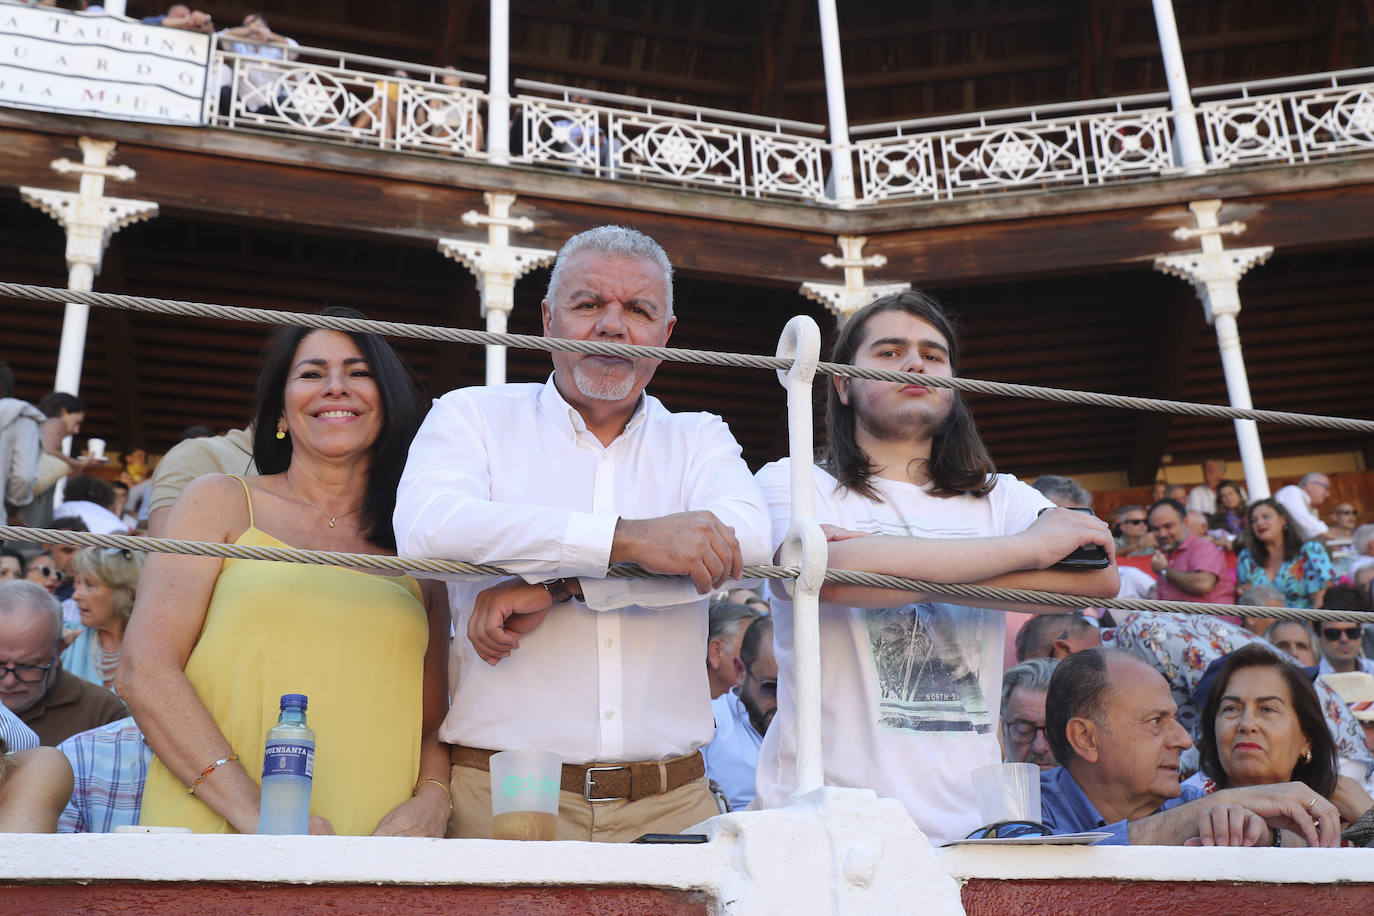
[276,427,286,440]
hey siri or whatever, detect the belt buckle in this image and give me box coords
[584,765,625,802]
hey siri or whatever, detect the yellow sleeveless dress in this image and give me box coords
[139,478,427,835]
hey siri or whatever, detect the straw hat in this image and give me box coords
[1320,672,1374,724]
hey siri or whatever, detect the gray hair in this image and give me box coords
[1000,658,1058,720]
[1299,472,1328,488]
[0,580,63,647]
[1238,584,1285,608]
[1353,523,1374,555]
[1264,619,1314,642]
[708,599,762,647]
[545,225,674,314]
[1031,475,1092,509]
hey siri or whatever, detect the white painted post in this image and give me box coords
[1155,200,1273,499]
[438,193,556,386]
[20,138,157,480]
[487,0,511,165]
[1150,0,1207,174]
[775,316,827,792]
[799,236,909,324]
[816,0,856,206]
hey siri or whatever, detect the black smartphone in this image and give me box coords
[1038,506,1111,570]
[631,833,710,844]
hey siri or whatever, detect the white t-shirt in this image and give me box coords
[753,460,1052,846]
[1275,484,1328,541]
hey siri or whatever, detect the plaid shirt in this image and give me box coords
[56,717,151,833]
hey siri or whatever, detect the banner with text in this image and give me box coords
[0,6,210,125]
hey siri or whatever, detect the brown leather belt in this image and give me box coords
[449,745,704,803]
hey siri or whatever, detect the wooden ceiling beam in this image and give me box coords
[432,0,474,67]
[753,0,806,116]
[785,53,1078,94]
[509,0,750,47]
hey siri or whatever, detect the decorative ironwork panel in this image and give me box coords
[1087,110,1175,180]
[611,114,744,190]
[1200,97,1291,166]
[1291,86,1374,158]
[748,134,827,200]
[519,101,608,173]
[940,122,1088,196]
[396,85,484,155]
[855,136,940,203]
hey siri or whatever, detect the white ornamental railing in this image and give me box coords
[105,32,1374,206]
[206,39,487,156]
[850,94,1177,203]
[1194,68,1374,169]
[513,80,829,201]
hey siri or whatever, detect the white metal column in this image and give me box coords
[816,0,856,206]
[1150,0,1207,174]
[487,0,512,165]
[1155,200,1272,499]
[438,193,556,385]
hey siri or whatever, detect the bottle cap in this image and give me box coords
[279,693,308,710]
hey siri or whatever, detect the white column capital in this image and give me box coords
[1153,246,1272,323]
[801,235,908,322]
[437,239,557,317]
[21,188,159,275]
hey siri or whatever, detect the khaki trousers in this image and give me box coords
[447,763,722,843]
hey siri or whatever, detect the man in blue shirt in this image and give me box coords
[704,616,775,811]
[1040,648,1340,846]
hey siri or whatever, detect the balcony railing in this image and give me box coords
[207,40,487,157]
[7,17,1374,208]
[512,80,830,201]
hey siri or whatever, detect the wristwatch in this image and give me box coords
[541,578,578,603]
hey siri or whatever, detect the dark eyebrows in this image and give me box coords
[865,335,949,355]
[291,357,370,371]
[1219,693,1288,706]
[563,289,664,317]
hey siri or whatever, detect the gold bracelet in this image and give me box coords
[415,777,453,809]
[187,753,239,796]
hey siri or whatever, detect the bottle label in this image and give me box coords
[262,743,314,780]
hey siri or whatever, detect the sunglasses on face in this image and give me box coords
[34,565,64,582]
[1120,519,1146,526]
[1323,626,1362,642]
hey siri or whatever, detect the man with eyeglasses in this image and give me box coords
[0,581,127,745]
[1317,619,1374,676]
[1274,472,1335,543]
[703,615,775,811]
[1000,658,1057,770]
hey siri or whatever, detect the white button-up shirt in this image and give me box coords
[394,378,771,764]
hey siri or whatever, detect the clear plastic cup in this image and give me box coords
[971,761,1041,826]
[489,749,561,840]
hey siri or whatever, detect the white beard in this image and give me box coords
[573,358,638,402]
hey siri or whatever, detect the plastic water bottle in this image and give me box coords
[258,693,315,835]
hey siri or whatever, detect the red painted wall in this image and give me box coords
[962,879,1374,916]
[0,883,712,915]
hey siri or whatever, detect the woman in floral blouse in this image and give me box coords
[1235,499,1335,608]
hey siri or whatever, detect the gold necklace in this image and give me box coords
[285,473,354,529]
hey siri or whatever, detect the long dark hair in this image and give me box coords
[251,307,422,551]
[1198,643,1337,797]
[1241,498,1305,565]
[822,290,995,500]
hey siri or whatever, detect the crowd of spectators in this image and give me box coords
[2,230,1372,857]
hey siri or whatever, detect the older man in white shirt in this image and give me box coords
[394,225,770,842]
[1274,472,1333,541]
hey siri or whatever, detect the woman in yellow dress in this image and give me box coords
[119,308,451,836]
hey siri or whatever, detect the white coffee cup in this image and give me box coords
[86,437,106,460]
